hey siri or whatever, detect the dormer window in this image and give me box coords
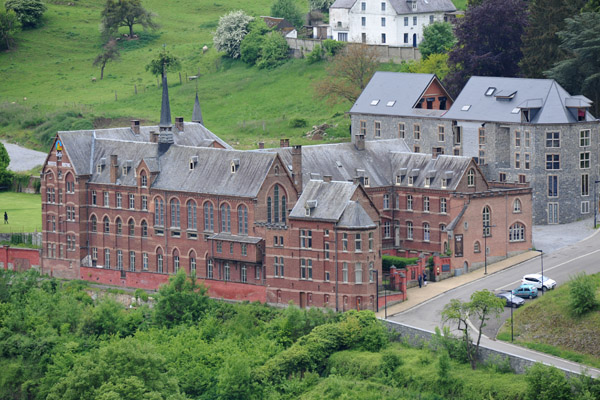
[189,156,198,170]
[122,166,128,175]
[230,159,240,173]
[274,165,279,175]
[396,175,403,185]
[441,178,448,188]
[96,164,102,174]
[305,200,317,217]
[363,176,370,186]
[408,176,414,186]
[425,177,432,187]
[305,207,310,217]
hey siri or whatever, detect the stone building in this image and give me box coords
[350,72,599,224]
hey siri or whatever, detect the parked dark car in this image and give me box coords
[496,292,525,308]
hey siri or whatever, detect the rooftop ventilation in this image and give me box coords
[370,100,380,106]
[230,159,240,173]
[461,105,471,111]
[386,100,396,107]
[336,161,343,168]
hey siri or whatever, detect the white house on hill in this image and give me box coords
[330,0,456,47]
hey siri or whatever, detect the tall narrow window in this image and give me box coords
[440,198,447,213]
[483,206,491,236]
[267,197,272,223]
[355,263,363,284]
[343,262,348,283]
[129,251,135,271]
[467,169,475,187]
[220,204,231,232]
[141,220,148,237]
[238,204,248,235]
[204,202,214,231]
[281,196,287,224]
[274,185,280,223]
[407,221,413,239]
[128,218,135,236]
[187,201,197,230]
[157,253,163,273]
[355,233,362,252]
[170,199,180,228]
[190,255,196,276]
[104,249,111,268]
[423,223,430,241]
[154,198,164,226]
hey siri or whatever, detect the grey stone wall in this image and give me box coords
[383,319,585,376]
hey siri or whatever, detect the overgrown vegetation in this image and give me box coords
[381,255,419,271]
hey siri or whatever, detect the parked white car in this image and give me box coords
[522,274,556,291]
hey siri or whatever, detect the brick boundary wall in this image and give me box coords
[383,319,586,378]
[0,245,40,271]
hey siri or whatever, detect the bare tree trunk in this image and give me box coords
[129,24,134,37]
[100,63,106,80]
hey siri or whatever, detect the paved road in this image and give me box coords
[2,142,47,172]
[388,229,600,377]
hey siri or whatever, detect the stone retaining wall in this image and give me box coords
[286,38,421,62]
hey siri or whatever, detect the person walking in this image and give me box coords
[418,274,422,288]
[3,212,7,224]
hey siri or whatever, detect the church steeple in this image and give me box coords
[192,92,204,125]
[159,72,172,133]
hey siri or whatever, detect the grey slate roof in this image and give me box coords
[349,72,447,118]
[59,123,231,175]
[443,76,595,124]
[331,0,456,13]
[268,139,411,188]
[289,180,375,228]
[390,153,473,191]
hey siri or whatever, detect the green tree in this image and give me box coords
[93,39,120,80]
[271,0,304,30]
[525,363,572,400]
[0,9,20,50]
[101,0,159,38]
[256,31,289,69]
[0,142,12,187]
[213,10,253,59]
[546,12,600,116]
[441,290,504,369]
[569,272,598,316]
[520,0,587,79]
[145,48,181,78]
[240,18,270,65]
[419,22,456,59]
[153,268,209,328]
[0,142,10,171]
[4,0,46,29]
[314,43,378,105]
[309,0,334,12]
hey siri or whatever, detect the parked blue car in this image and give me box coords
[512,284,538,299]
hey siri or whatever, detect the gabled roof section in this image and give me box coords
[331,0,358,8]
[444,76,595,124]
[331,0,456,13]
[290,180,375,229]
[349,72,450,118]
[390,153,472,190]
[268,139,411,188]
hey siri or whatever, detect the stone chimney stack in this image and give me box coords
[258,142,265,149]
[110,155,118,184]
[355,133,365,151]
[280,138,290,148]
[131,120,140,135]
[150,131,159,143]
[291,145,303,193]
[175,117,184,132]
[323,175,332,182]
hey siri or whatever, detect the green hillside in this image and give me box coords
[0,0,464,151]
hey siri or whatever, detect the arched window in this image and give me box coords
[281,196,287,224]
[103,216,110,233]
[128,218,135,236]
[140,171,147,187]
[141,220,148,237]
[267,197,272,223]
[204,202,214,231]
[423,223,430,241]
[170,199,180,228]
[65,173,75,193]
[513,198,522,213]
[474,241,481,253]
[509,223,525,242]
[187,200,197,230]
[238,205,248,235]
[116,217,122,235]
[220,203,231,232]
[467,169,475,187]
[274,185,280,223]
[157,250,163,273]
[173,249,180,273]
[91,215,97,232]
[154,197,164,226]
[483,206,491,236]
[189,251,196,276]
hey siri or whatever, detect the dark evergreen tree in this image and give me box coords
[444,0,528,96]
[546,12,600,116]
[520,0,587,79]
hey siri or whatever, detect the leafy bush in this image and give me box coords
[240,19,270,65]
[271,0,303,29]
[382,255,419,271]
[322,39,345,57]
[256,32,289,69]
[569,272,598,316]
[419,21,456,59]
[326,350,381,379]
[0,9,20,50]
[289,117,307,128]
[306,44,324,64]
[5,0,46,29]
[213,10,253,59]
[525,363,571,400]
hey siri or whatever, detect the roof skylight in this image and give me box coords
[386,100,396,107]
[461,105,471,111]
[511,107,520,114]
[485,87,496,96]
[370,100,380,106]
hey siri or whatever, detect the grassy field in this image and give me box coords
[498,273,600,368]
[0,192,42,233]
[0,0,462,151]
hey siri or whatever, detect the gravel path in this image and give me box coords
[2,142,47,172]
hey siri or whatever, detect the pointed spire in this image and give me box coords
[192,92,204,125]
[159,71,172,132]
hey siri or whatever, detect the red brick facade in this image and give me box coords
[0,246,40,272]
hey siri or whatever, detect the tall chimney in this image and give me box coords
[131,120,140,135]
[175,117,184,132]
[280,139,289,148]
[258,142,265,149]
[150,131,159,143]
[110,155,118,184]
[355,133,365,151]
[323,175,332,182]
[291,145,303,193]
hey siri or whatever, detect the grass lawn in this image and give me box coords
[497,273,600,369]
[0,192,42,233]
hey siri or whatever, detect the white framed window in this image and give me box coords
[580,129,591,147]
[407,221,413,240]
[509,223,525,242]
[440,198,447,213]
[143,253,148,270]
[116,192,122,209]
[342,232,348,251]
[582,201,590,214]
[355,263,363,284]
[467,169,475,187]
[423,223,430,242]
[368,232,373,251]
[513,198,522,213]
[383,194,390,209]
[300,258,313,280]
[300,229,312,248]
[384,221,391,238]
[398,122,405,138]
[355,233,362,252]
[423,196,430,212]
[546,131,560,147]
[224,263,230,281]
[407,195,413,210]
[342,262,348,283]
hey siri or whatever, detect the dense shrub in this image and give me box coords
[240,19,270,65]
[256,32,289,69]
[289,117,307,128]
[569,272,598,316]
[213,10,253,59]
[322,39,345,57]
[306,44,324,64]
[525,363,571,400]
[382,255,419,271]
[5,0,46,29]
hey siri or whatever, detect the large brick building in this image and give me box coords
[40,75,532,310]
[350,72,599,224]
